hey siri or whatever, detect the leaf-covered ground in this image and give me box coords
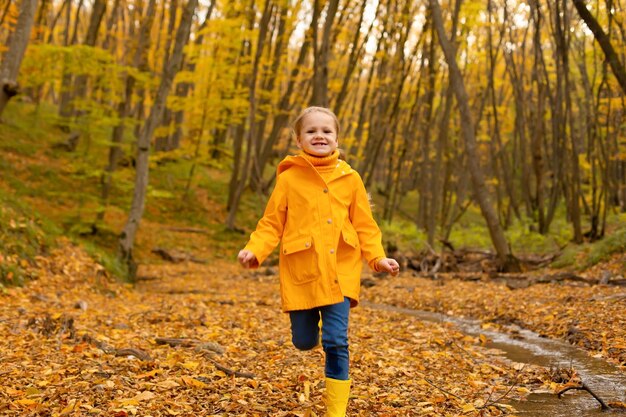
[362,258,626,370]
[0,242,558,416]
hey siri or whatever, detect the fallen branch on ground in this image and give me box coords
[590,293,626,302]
[535,272,588,284]
[557,382,610,410]
[447,273,482,281]
[420,376,464,401]
[115,348,152,361]
[205,356,255,379]
[135,275,160,281]
[155,337,200,347]
[152,247,208,264]
[165,226,209,234]
[479,365,526,410]
[81,334,152,361]
[155,337,225,355]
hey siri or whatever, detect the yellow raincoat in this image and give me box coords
[243,153,386,312]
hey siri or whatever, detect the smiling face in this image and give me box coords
[296,111,339,157]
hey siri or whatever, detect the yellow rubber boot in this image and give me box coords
[324,377,351,417]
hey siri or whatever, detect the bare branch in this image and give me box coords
[557,383,610,410]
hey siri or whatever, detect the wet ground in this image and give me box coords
[363,300,626,416]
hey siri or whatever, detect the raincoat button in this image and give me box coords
[334,279,339,283]
[327,219,332,224]
[283,249,287,254]
[330,249,335,254]
[305,242,310,248]
[323,188,328,193]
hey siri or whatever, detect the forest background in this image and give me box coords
[1,0,626,281]
[2,0,626,415]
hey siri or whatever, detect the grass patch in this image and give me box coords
[380,220,428,254]
[0,192,59,286]
[504,214,571,255]
[79,238,129,281]
[550,245,582,269]
[584,223,626,267]
[550,213,626,269]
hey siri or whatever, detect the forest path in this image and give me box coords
[1,242,565,416]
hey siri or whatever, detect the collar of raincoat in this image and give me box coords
[278,150,342,175]
[300,150,339,169]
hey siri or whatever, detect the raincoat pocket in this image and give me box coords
[282,235,319,284]
[337,227,361,274]
[340,228,359,249]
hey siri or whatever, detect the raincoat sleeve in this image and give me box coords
[243,175,287,267]
[349,172,386,270]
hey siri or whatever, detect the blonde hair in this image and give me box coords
[292,106,340,138]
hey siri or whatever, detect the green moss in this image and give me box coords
[549,213,626,269]
[550,245,582,269]
[0,193,59,286]
[79,239,130,282]
[380,220,428,254]
[504,216,571,255]
[448,221,493,250]
[0,263,26,286]
[585,224,626,267]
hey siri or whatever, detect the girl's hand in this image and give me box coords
[238,250,259,269]
[377,258,400,276]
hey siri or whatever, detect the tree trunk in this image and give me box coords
[388,45,427,222]
[427,0,460,243]
[169,1,215,152]
[572,0,626,95]
[0,0,38,118]
[119,0,197,277]
[430,0,520,272]
[357,11,393,181]
[183,94,211,199]
[101,0,121,51]
[253,24,311,193]
[528,0,549,233]
[556,0,583,243]
[310,0,338,107]
[333,0,377,115]
[416,24,437,229]
[34,0,50,40]
[154,0,179,152]
[63,0,107,151]
[486,0,520,226]
[99,0,156,225]
[45,0,67,43]
[58,0,83,121]
[504,47,534,219]
[225,0,274,230]
[349,31,380,162]
[0,0,12,28]
[249,3,287,192]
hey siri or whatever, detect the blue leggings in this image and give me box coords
[289,297,350,380]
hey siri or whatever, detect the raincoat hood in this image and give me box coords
[277,154,304,175]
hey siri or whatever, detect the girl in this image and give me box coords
[238,106,399,417]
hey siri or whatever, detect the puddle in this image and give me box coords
[363,301,626,416]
